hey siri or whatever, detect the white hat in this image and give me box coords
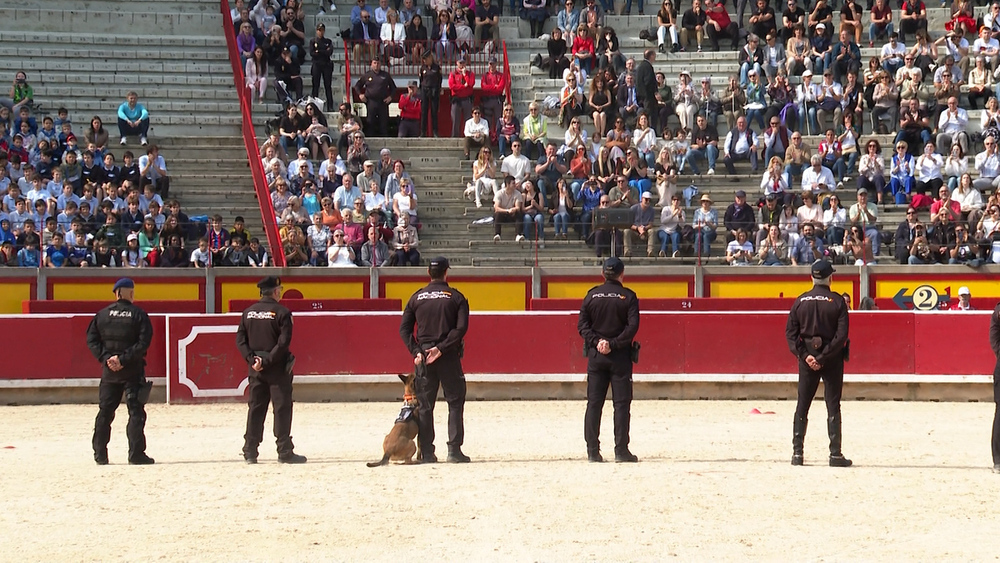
[802,69,813,77]
[127,233,138,242]
[641,191,652,200]
[816,22,826,29]
[958,286,971,296]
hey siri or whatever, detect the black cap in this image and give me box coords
[429,256,450,271]
[810,260,835,279]
[112,278,135,293]
[735,190,747,198]
[257,276,282,290]
[316,22,326,30]
[602,257,625,276]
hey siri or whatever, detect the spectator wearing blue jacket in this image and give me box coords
[117,91,149,147]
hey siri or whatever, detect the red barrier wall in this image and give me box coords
[1,312,992,402]
[1,315,167,380]
[530,298,799,311]
[227,299,401,312]
[23,301,204,314]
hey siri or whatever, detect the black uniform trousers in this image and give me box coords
[243,372,295,457]
[415,353,466,454]
[584,349,633,454]
[793,355,845,456]
[420,89,441,136]
[993,364,1000,466]
[93,378,147,461]
[366,99,390,137]
[311,61,334,105]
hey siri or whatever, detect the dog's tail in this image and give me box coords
[366,453,390,468]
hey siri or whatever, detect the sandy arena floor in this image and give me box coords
[2,400,999,561]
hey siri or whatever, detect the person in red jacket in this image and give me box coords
[480,56,507,135]
[398,81,422,138]
[448,56,476,138]
[705,0,739,51]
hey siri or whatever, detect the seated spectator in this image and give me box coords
[341,209,365,254]
[326,228,357,266]
[360,225,391,266]
[467,147,497,208]
[245,46,269,104]
[520,180,545,245]
[120,233,144,268]
[914,141,943,199]
[117,91,149,146]
[521,102,548,161]
[855,139,886,203]
[849,188,880,255]
[138,145,170,199]
[86,237,120,267]
[303,103,332,160]
[898,0,927,45]
[928,207,957,263]
[656,194,685,258]
[493,175,524,242]
[279,106,306,153]
[246,237,270,267]
[307,213,331,266]
[188,237,212,268]
[949,223,981,265]
[823,194,847,247]
[392,178,417,224]
[843,223,875,264]
[756,224,789,265]
[722,116,759,175]
[206,215,231,264]
[726,228,754,265]
[391,214,420,265]
[705,0,738,51]
[463,107,490,160]
[936,97,969,156]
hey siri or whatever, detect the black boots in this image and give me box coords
[277,452,307,464]
[614,449,638,463]
[128,453,155,465]
[587,448,604,463]
[447,446,471,463]
[791,416,807,466]
[94,451,109,465]
[828,415,852,467]
[418,450,437,464]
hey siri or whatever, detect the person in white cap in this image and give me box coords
[624,191,657,256]
[796,68,821,135]
[951,287,975,310]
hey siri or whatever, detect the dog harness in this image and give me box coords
[395,404,416,424]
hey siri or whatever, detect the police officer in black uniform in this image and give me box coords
[399,256,471,463]
[352,57,397,138]
[989,303,1000,474]
[578,257,641,463]
[310,23,334,106]
[235,276,306,464]
[785,260,852,468]
[418,51,443,137]
[86,278,155,465]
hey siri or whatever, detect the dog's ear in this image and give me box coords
[398,373,408,383]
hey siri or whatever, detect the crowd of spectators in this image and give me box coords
[0,81,244,268]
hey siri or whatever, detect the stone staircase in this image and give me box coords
[0,2,267,245]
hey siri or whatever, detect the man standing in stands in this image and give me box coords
[635,50,659,132]
[418,52,443,137]
[353,57,397,138]
[236,276,307,464]
[785,260,852,468]
[400,256,471,464]
[310,23,334,106]
[480,57,507,131]
[578,257,640,463]
[449,56,476,138]
[86,278,154,466]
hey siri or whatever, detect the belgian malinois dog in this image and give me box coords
[367,373,420,467]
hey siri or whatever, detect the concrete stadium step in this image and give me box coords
[18,0,218,11]
[0,59,233,74]
[35,85,239,103]
[0,47,227,62]
[0,8,223,35]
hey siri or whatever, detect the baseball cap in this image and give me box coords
[316,22,326,30]
[112,278,134,293]
[602,257,625,276]
[127,233,138,242]
[735,190,747,198]
[257,276,281,290]
[802,69,813,77]
[959,286,971,296]
[429,256,450,270]
[810,260,836,279]
[641,191,652,200]
[857,187,868,195]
